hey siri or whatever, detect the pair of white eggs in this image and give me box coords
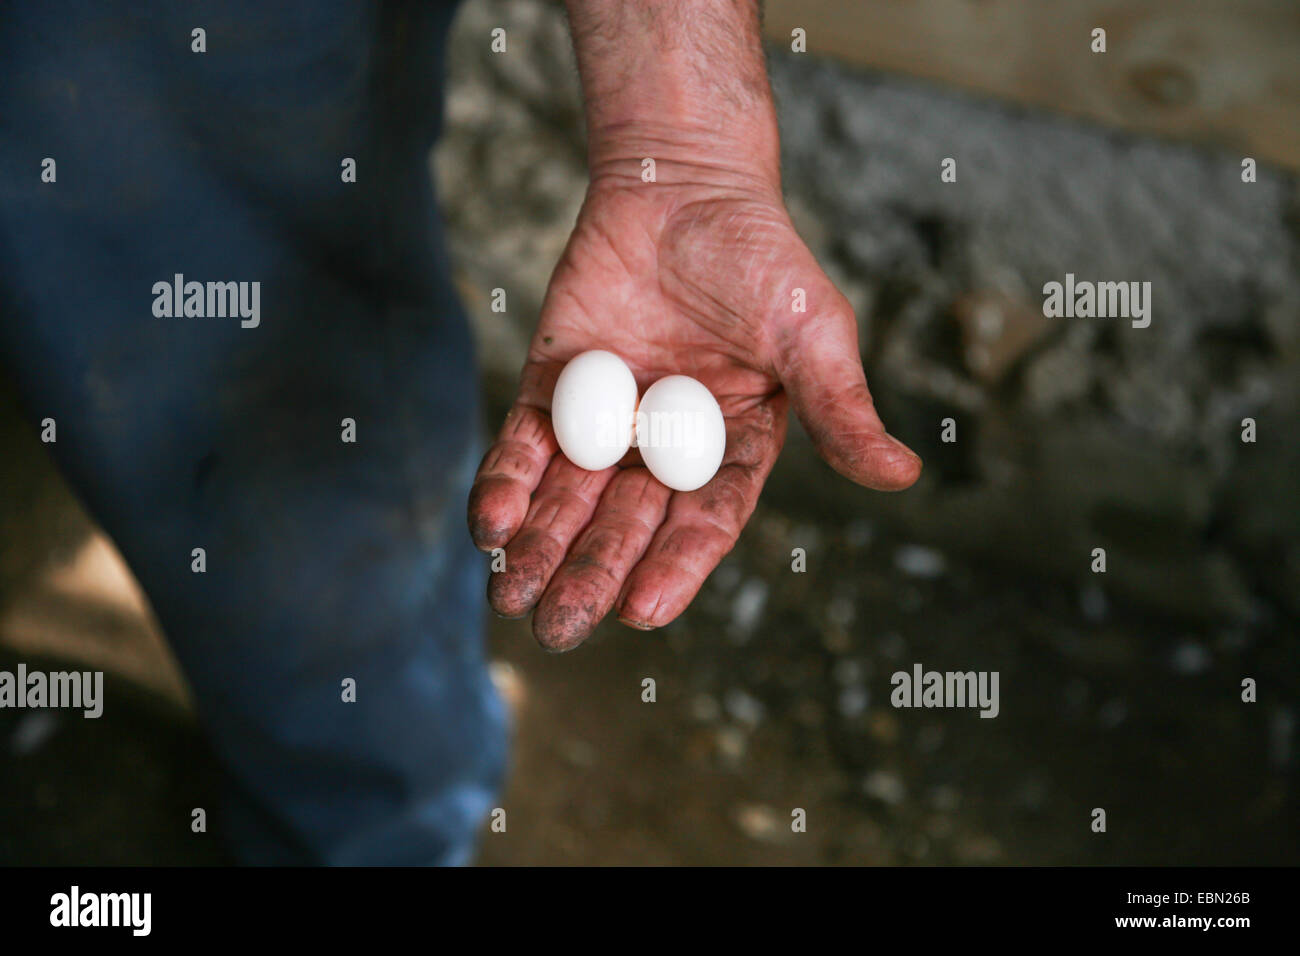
[551,350,726,491]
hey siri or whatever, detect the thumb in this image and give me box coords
[775,303,922,491]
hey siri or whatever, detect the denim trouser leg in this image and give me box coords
[0,0,506,864]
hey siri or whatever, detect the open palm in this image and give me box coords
[468,178,921,651]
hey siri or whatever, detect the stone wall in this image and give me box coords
[436,0,1299,623]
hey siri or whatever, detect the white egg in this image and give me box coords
[635,375,726,492]
[551,349,638,471]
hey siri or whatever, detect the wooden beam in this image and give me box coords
[764,0,1300,171]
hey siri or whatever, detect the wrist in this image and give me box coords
[565,0,781,193]
[585,115,782,198]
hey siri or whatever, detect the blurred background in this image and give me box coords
[2,0,1297,864]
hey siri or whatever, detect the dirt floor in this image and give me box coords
[474,501,1299,866]
[2,473,1294,865]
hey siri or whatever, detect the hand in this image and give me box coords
[467,166,922,651]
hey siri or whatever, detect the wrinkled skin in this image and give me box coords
[468,172,922,651]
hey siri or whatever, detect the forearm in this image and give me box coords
[563,0,781,191]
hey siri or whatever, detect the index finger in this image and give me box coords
[615,397,786,629]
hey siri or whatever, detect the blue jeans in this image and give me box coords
[0,0,507,864]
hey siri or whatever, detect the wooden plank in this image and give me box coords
[763,0,1300,171]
